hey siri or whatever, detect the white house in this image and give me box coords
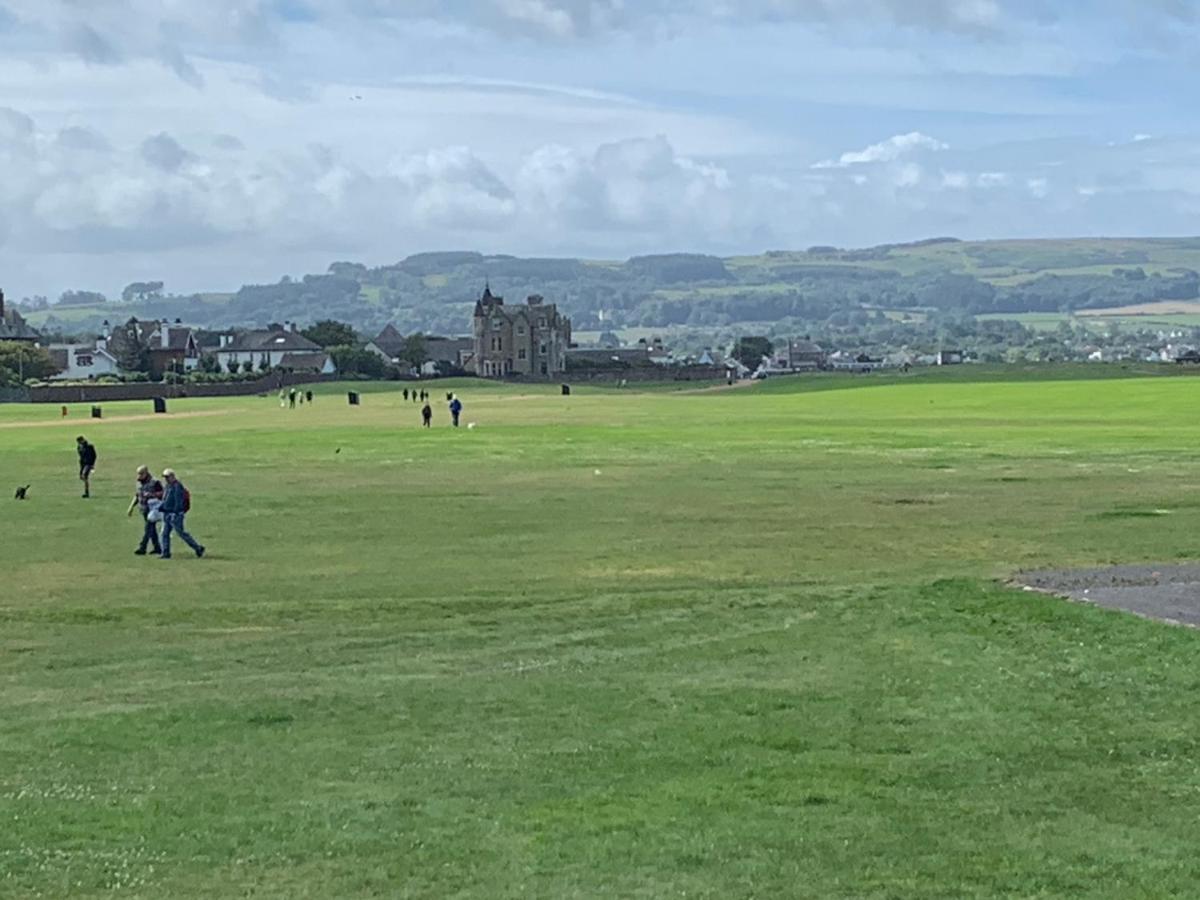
[46,342,121,380]
[212,326,334,373]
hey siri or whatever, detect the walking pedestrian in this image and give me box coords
[76,436,97,498]
[158,468,205,560]
[449,395,463,427]
[127,465,164,556]
[288,388,297,409]
[421,402,432,428]
[306,390,313,404]
[403,388,409,401]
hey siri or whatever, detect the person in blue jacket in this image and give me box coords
[159,468,206,560]
[448,395,463,427]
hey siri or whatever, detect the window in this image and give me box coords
[518,348,526,360]
[538,317,546,329]
[540,363,548,375]
[492,318,502,331]
[539,342,547,355]
[517,324,526,335]
[77,355,93,367]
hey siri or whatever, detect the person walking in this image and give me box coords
[158,468,205,560]
[421,402,432,428]
[449,395,463,427]
[288,388,297,409]
[127,465,164,556]
[76,436,97,498]
[403,388,409,401]
[306,390,313,404]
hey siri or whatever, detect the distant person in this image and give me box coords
[278,389,287,408]
[403,388,409,401]
[449,395,463,427]
[413,392,419,404]
[421,402,432,428]
[158,468,205,560]
[288,388,297,409]
[306,390,314,404]
[127,465,163,556]
[76,436,97,498]
[298,391,304,406]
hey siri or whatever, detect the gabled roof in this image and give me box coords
[222,330,321,353]
[279,352,332,371]
[0,307,39,341]
[371,324,406,358]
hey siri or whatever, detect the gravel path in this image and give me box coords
[1015,564,1200,627]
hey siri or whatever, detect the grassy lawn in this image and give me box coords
[4,372,1200,896]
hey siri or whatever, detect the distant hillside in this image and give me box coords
[21,238,1200,338]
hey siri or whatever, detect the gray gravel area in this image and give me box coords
[1015,564,1200,627]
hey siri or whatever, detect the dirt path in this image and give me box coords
[1014,564,1200,628]
[0,410,229,429]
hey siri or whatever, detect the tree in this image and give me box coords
[732,336,773,368]
[227,359,240,374]
[199,353,220,374]
[301,319,358,348]
[328,345,387,378]
[401,333,428,370]
[121,281,165,303]
[57,290,107,307]
[110,318,151,374]
[0,341,59,385]
[241,360,255,374]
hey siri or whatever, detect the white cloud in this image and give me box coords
[815,132,949,168]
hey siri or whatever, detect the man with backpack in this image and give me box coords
[76,436,97,498]
[127,465,164,556]
[158,468,205,560]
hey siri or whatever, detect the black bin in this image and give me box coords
[153,397,167,414]
[348,392,360,406]
[561,384,571,396]
[91,406,102,419]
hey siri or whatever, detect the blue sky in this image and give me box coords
[0,0,1197,298]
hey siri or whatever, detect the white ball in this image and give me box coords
[467,422,476,430]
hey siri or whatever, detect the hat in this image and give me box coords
[136,465,149,476]
[162,468,176,478]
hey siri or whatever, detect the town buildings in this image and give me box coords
[213,325,335,374]
[472,287,571,378]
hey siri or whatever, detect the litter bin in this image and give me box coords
[153,397,167,414]
[91,406,102,419]
[347,391,360,406]
[561,384,571,396]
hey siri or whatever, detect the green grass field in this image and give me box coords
[4,372,1200,897]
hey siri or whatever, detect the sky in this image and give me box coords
[1,0,1199,299]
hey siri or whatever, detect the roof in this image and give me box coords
[0,307,39,341]
[278,352,332,371]
[371,324,406,358]
[222,330,321,353]
[567,347,653,366]
[161,327,194,351]
[789,339,824,354]
[425,337,472,363]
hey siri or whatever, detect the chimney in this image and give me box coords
[160,320,170,349]
[0,288,5,320]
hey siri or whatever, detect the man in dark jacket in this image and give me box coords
[421,402,432,427]
[127,465,164,555]
[448,395,463,427]
[159,468,205,560]
[76,436,97,498]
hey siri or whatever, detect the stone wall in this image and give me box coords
[24,372,334,404]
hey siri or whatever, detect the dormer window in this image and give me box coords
[538,317,547,329]
[492,318,502,331]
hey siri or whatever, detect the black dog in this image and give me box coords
[14,485,29,500]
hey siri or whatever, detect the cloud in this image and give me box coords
[140,133,192,172]
[815,132,949,168]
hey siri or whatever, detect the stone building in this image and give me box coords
[472,286,571,378]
